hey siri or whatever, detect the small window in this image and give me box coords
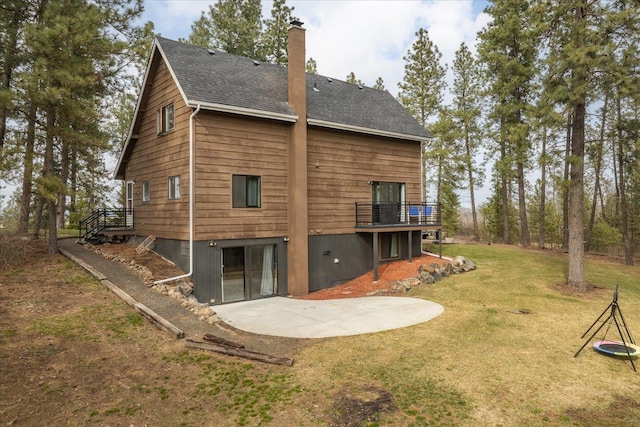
[232,175,261,208]
[168,176,180,200]
[158,103,174,134]
[142,181,150,202]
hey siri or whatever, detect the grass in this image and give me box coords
[3,242,639,426]
[163,351,303,426]
[291,244,640,426]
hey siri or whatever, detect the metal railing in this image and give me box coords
[79,209,133,240]
[355,202,441,227]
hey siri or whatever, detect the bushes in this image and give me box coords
[589,221,623,255]
[0,233,32,272]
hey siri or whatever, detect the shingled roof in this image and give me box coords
[156,37,431,141]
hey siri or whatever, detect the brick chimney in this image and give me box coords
[287,20,309,296]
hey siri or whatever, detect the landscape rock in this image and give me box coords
[417,271,435,284]
[177,280,193,297]
[418,264,435,274]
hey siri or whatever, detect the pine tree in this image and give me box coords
[306,58,318,74]
[373,77,385,91]
[187,0,263,59]
[398,28,446,127]
[185,12,214,48]
[0,0,34,169]
[429,107,463,234]
[478,0,537,247]
[537,0,640,286]
[346,72,364,86]
[20,0,144,252]
[262,0,294,65]
[451,42,484,241]
[397,28,446,202]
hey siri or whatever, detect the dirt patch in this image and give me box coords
[93,240,452,301]
[552,281,609,299]
[553,395,640,425]
[300,255,452,300]
[88,240,187,282]
[0,240,324,426]
[330,384,396,427]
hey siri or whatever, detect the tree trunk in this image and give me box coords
[70,149,77,226]
[585,94,608,252]
[500,139,510,244]
[616,94,633,265]
[465,134,479,241]
[568,102,586,290]
[18,104,37,235]
[538,127,547,249]
[563,114,571,251]
[516,161,530,246]
[44,106,57,255]
[567,3,587,291]
[32,196,44,240]
[57,139,69,229]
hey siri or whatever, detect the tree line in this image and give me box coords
[1,0,638,290]
[0,0,153,254]
[396,0,638,290]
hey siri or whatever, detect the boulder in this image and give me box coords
[418,264,436,274]
[444,263,453,276]
[417,271,435,284]
[177,280,193,297]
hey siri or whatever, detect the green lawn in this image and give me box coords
[2,243,639,426]
[291,244,640,426]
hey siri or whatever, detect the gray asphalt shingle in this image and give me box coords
[158,37,431,140]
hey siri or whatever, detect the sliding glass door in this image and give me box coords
[372,181,406,224]
[221,245,277,303]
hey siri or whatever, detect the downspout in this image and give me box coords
[155,104,201,285]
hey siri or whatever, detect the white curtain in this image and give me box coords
[260,245,274,296]
[390,233,398,258]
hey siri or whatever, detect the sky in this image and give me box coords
[142,0,491,98]
[0,1,494,214]
[138,0,493,208]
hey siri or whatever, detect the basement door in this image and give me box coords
[221,245,277,303]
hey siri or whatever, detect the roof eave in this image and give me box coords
[307,118,430,142]
[186,101,298,122]
[114,38,168,180]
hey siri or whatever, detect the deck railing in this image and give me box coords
[355,202,441,227]
[79,209,133,240]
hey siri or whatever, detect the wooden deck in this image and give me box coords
[100,228,136,236]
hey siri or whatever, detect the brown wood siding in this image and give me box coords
[307,127,421,235]
[193,112,290,240]
[123,59,191,240]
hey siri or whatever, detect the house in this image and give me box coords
[112,21,441,305]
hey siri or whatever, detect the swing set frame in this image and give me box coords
[574,285,637,372]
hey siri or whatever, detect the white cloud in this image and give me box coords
[140,0,492,206]
[141,0,208,39]
[141,0,490,95]
[289,0,490,96]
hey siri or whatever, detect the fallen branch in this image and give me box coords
[203,333,245,349]
[186,339,293,366]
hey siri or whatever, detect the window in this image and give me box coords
[232,175,261,208]
[142,181,150,202]
[168,176,180,200]
[380,233,399,259]
[158,103,174,134]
